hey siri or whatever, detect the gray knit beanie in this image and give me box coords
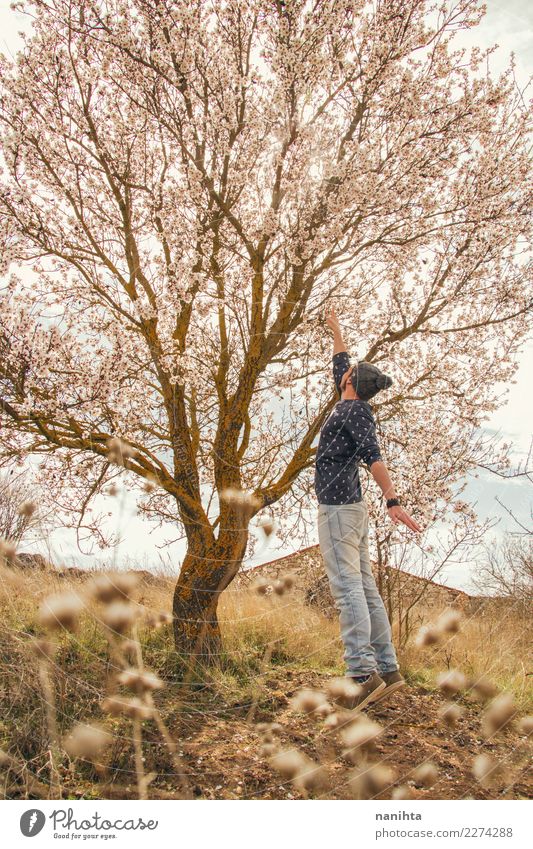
[350,361,393,401]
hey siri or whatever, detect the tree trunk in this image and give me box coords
[172,538,247,665]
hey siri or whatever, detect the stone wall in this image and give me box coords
[238,543,475,618]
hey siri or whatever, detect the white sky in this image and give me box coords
[1,1,531,592]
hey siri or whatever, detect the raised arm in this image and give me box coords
[325,306,351,396]
[325,305,347,355]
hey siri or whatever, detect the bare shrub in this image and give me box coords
[0,469,51,548]
[473,534,532,615]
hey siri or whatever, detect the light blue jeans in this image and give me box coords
[317,500,399,678]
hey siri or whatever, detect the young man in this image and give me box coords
[315,306,422,710]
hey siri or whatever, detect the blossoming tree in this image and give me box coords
[0,0,531,658]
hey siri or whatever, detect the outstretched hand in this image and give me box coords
[325,305,342,334]
[388,505,423,533]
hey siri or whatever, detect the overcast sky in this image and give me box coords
[1,1,531,593]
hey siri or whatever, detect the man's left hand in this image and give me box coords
[388,505,423,533]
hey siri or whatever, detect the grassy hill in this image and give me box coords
[0,554,531,800]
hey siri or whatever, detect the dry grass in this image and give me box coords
[0,564,531,800]
[221,585,532,713]
[219,588,343,671]
[400,602,532,712]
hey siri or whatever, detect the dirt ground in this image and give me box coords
[63,668,531,801]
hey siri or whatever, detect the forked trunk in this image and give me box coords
[172,539,246,665]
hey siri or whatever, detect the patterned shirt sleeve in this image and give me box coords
[344,403,383,468]
[332,351,351,397]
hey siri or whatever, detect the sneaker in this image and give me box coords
[347,672,386,711]
[371,670,406,705]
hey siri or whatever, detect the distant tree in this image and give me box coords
[480,436,533,536]
[0,468,43,545]
[473,437,532,611]
[473,534,533,613]
[0,0,531,659]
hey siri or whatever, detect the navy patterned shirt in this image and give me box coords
[314,352,383,504]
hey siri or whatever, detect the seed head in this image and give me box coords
[269,748,309,780]
[116,666,140,687]
[281,572,296,590]
[341,718,383,759]
[17,500,36,518]
[349,763,396,799]
[392,785,413,800]
[129,699,154,720]
[258,518,275,537]
[290,688,329,716]
[295,761,328,793]
[144,610,173,628]
[438,701,464,728]
[100,695,129,716]
[322,711,343,729]
[106,436,138,465]
[481,693,517,738]
[272,579,286,596]
[124,698,154,720]
[469,676,499,702]
[472,753,504,786]
[517,716,533,736]
[325,677,362,708]
[0,749,13,769]
[101,696,154,720]
[436,608,462,634]
[63,723,111,760]
[220,488,261,520]
[144,609,172,628]
[117,668,164,693]
[38,591,85,632]
[415,625,440,647]
[101,601,140,635]
[257,722,283,737]
[269,748,327,792]
[412,762,439,788]
[436,669,467,696]
[0,563,24,588]
[87,571,139,604]
[0,537,17,565]
[253,577,270,596]
[118,639,138,662]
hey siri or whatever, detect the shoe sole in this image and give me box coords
[351,681,387,712]
[370,680,406,705]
